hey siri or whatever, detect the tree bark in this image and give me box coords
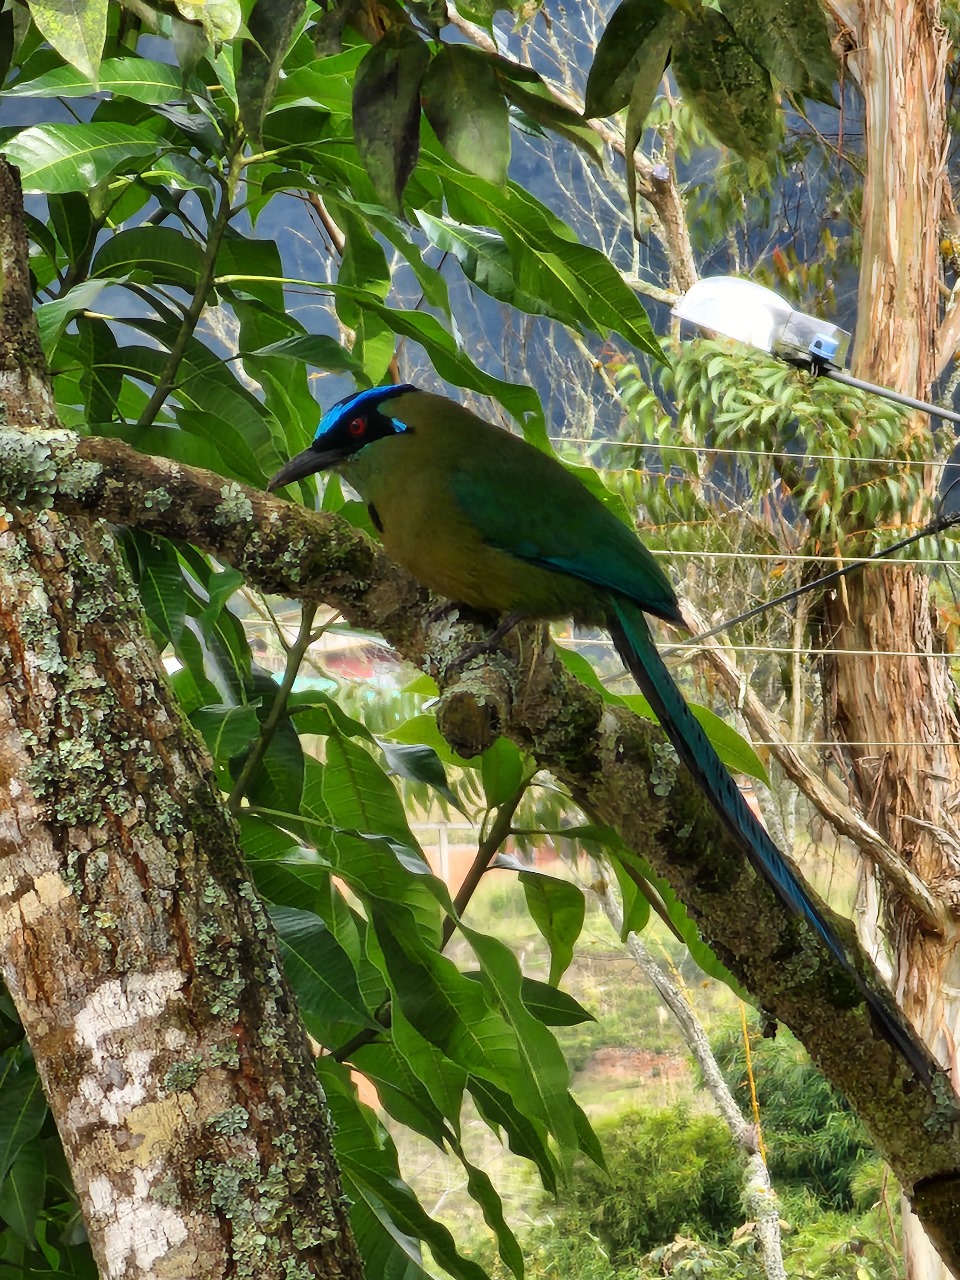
[0,167,363,1277]
[823,4,957,1276]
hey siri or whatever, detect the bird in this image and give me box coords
[268,382,932,1082]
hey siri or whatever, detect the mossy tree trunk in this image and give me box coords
[0,166,363,1277]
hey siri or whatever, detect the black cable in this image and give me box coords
[671,502,960,651]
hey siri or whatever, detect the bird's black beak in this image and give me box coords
[267,446,343,492]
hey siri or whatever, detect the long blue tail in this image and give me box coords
[607,597,932,1083]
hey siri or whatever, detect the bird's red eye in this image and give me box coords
[349,417,366,436]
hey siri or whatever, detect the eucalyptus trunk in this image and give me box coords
[824,3,956,1276]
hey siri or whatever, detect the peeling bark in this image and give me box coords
[822,4,957,1277]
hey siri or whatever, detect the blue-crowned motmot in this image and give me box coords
[269,383,928,1080]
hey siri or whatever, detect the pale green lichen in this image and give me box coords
[649,740,679,797]
[208,1105,250,1137]
[163,1057,206,1094]
[142,488,173,512]
[0,428,102,507]
[216,482,254,524]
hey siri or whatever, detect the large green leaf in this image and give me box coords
[91,226,204,290]
[623,9,686,234]
[129,532,186,646]
[353,29,430,214]
[434,165,664,364]
[1,123,163,193]
[672,8,780,159]
[0,1063,46,1184]
[421,45,509,185]
[480,737,524,810]
[319,1060,487,1280]
[270,904,378,1042]
[390,1007,467,1127]
[7,56,190,102]
[518,870,585,986]
[585,0,674,118]
[371,903,526,1094]
[37,278,116,355]
[238,0,307,138]
[0,1140,46,1243]
[416,213,582,328]
[322,735,414,845]
[719,0,837,102]
[27,0,107,80]
[459,924,578,1159]
[351,1041,448,1145]
[467,1077,558,1193]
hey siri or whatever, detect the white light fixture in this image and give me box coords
[674,275,960,426]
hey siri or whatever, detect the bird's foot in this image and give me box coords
[448,611,525,673]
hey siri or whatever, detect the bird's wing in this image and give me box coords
[448,448,683,625]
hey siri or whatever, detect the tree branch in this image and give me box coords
[5,425,960,1265]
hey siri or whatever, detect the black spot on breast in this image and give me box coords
[368,502,383,533]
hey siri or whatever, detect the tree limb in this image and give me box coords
[3,424,960,1270]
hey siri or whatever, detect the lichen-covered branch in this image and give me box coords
[4,419,960,1269]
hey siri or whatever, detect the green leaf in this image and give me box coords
[585,0,673,118]
[0,1063,46,1183]
[37,277,115,355]
[378,739,462,811]
[391,1007,467,1126]
[191,703,260,775]
[246,333,364,379]
[1,122,163,193]
[421,45,510,184]
[7,56,190,102]
[350,1041,448,1145]
[0,1140,46,1243]
[76,314,122,424]
[459,924,578,1158]
[271,905,379,1042]
[467,1077,558,1193]
[459,1154,523,1279]
[516,976,596,1026]
[91,226,204,290]
[27,0,107,80]
[519,870,585,986]
[493,65,604,162]
[480,737,524,809]
[246,717,305,815]
[323,736,414,844]
[371,903,524,1092]
[174,0,241,45]
[719,0,837,102]
[353,29,430,214]
[386,713,480,769]
[130,532,186,645]
[238,0,307,138]
[672,8,779,159]
[320,1060,488,1280]
[415,213,582,327]
[623,10,686,233]
[433,167,664,364]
